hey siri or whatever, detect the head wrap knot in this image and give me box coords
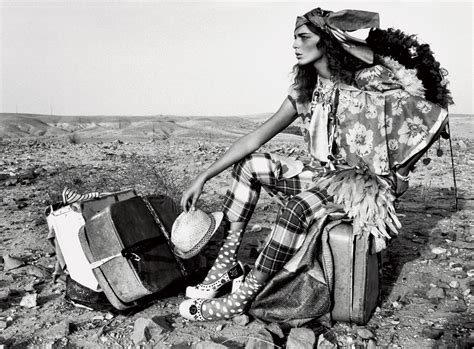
[296,7,380,64]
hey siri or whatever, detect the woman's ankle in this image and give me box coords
[252,269,270,284]
[228,221,247,233]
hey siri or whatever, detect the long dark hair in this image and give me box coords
[291,23,371,105]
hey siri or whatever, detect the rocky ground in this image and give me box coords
[0,116,473,348]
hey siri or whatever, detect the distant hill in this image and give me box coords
[0,113,264,141]
[0,112,471,141]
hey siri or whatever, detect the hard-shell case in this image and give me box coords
[79,195,186,310]
[45,189,137,290]
[329,223,381,325]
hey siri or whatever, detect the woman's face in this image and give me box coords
[293,24,324,65]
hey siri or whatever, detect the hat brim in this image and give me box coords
[173,211,224,259]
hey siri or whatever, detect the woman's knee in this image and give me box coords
[281,196,309,220]
[280,192,322,223]
[232,153,270,179]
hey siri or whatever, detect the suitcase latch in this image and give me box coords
[123,251,141,262]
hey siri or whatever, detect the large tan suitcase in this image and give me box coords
[79,195,187,310]
[45,189,137,290]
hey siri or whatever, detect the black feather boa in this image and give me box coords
[366,28,453,109]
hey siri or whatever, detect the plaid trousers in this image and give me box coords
[222,153,330,275]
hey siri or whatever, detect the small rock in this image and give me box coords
[17,202,28,209]
[215,324,224,331]
[445,299,468,313]
[392,301,402,310]
[245,329,274,349]
[422,327,444,339]
[193,341,228,349]
[45,321,70,339]
[357,328,374,340]
[20,293,37,308]
[317,333,337,348]
[427,287,445,299]
[265,322,284,339]
[232,314,250,326]
[438,281,450,289]
[286,328,316,349]
[449,262,463,269]
[367,339,377,349]
[131,318,164,345]
[2,197,13,205]
[0,288,11,301]
[431,247,447,255]
[3,254,25,270]
[105,313,114,320]
[423,251,437,260]
[449,280,459,288]
[458,140,467,150]
[463,263,474,271]
[25,265,50,278]
[0,317,8,329]
[250,224,262,232]
[24,283,36,292]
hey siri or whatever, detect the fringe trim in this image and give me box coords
[316,166,401,245]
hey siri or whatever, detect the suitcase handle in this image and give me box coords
[89,235,168,267]
[121,235,168,262]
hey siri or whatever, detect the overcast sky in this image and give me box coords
[1,0,472,116]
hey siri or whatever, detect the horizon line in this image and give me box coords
[1,111,472,118]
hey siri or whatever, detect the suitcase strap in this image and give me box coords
[140,195,188,278]
[89,236,171,269]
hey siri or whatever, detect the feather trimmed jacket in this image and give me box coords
[287,61,449,251]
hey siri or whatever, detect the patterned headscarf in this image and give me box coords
[296,7,379,64]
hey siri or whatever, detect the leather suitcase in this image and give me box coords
[249,220,381,326]
[45,189,137,290]
[329,223,381,325]
[79,195,187,310]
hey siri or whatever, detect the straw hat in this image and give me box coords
[171,209,224,259]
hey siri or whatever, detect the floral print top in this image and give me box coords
[289,64,448,176]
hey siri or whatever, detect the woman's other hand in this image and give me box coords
[181,175,205,212]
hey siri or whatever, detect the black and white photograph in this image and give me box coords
[0,0,473,347]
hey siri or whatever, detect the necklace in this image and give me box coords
[310,77,335,112]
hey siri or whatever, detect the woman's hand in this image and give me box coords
[179,97,298,213]
[180,175,206,212]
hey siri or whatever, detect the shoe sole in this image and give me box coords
[185,262,245,299]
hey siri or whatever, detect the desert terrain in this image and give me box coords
[0,112,472,348]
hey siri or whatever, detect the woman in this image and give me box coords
[179,7,451,321]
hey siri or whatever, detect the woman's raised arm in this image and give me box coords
[180,97,298,212]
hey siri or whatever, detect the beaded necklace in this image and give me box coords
[309,77,342,167]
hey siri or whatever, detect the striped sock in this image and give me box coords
[62,187,102,204]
